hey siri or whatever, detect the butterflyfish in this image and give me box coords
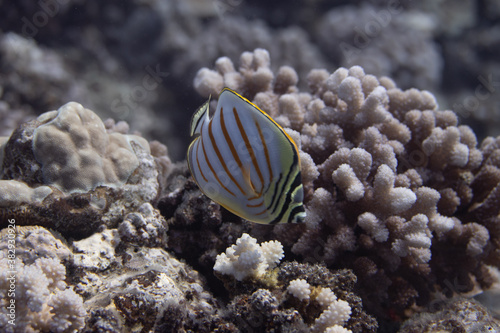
[187,88,306,224]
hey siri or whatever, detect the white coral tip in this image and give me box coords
[287,279,311,301]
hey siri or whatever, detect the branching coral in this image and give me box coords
[287,278,353,332]
[288,279,312,301]
[279,262,377,332]
[208,232,375,332]
[389,214,432,263]
[218,260,376,332]
[194,48,500,320]
[0,257,86,333]
[214,233,284,282]
[312,300,352,333]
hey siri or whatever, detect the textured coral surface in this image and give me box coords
[1,53,499,333]
[0,1,499,332]
[191,49,500,322]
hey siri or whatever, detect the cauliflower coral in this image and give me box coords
[214,233,284,281]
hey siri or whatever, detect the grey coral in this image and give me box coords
[0,257,86,333]
[32,102,149,194]
[193,48,500,321]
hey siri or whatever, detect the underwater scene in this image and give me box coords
[0,0,499,332]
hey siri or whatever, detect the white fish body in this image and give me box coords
[187,88,305,224]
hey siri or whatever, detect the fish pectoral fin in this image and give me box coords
[242,165,253,191]
[242,165,261,196]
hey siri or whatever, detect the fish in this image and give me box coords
[187,88,306,224]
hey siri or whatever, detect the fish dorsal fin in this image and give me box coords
[189,96,211,137]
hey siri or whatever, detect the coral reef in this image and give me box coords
[0,256,86,333]
[214,233,284,282]
[399,297,500,332]
[2,1,499,158]
[193,48,500,322]
[0,102,165,238]
[287,278,353,332]
[317,5,442,90]
[217,260,377,333]
[0,1,499,330]
[0,225,71,264]
[32,102,149,194]
[76,242,233,332]
[2,43,496,332]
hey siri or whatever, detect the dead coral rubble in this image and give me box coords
[76,241,233,333]
[193,48,500,320]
